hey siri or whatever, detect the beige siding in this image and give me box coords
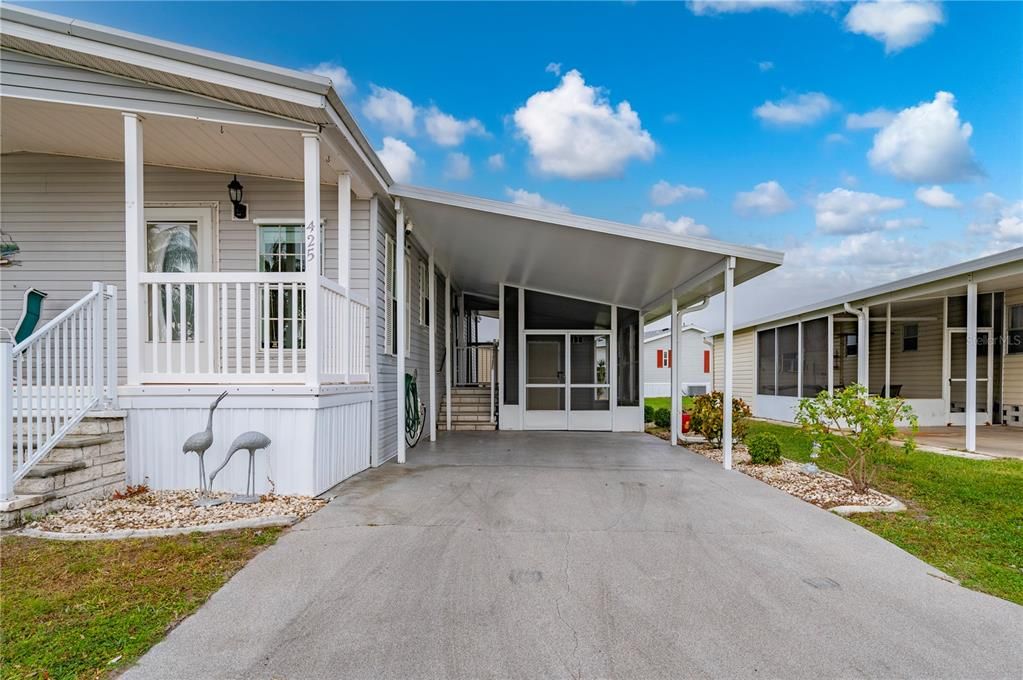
[0,152,369,381]
[1003,288,1023,406]
[712,329,755,404]
[867,299,944,398]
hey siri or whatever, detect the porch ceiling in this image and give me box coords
[392,185,783,316]
[1,97,342,184]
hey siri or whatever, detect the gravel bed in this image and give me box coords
[28,490,326,534]
[688,442,894,509]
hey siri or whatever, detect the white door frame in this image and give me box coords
[944,327,993,426]
[522,329,613,431]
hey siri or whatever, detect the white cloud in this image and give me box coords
[915,185,961,209]
[976,192,1005,213]
[733,181,795,217]
[758,60,775,72]
[844,1,944,53]
[754,92,836,126]
[845,107,895,130]
[640,211,711,237]
[688,1,808,15]
[307,62,355,96]
[868,91,980,183]
[545,62,562,76]
[882,217,924,229]
[826,132,850,144]
[505,188,570,213]
[650,180,707,206]
[969,200,1023,247]
[423,106,487,147]
[443,152,472,180]
[840,171,859,187]
[376,137,418,183]
[487,153,505,171]
[512,69,656,180]
[814,188,907,234]
[362,85,416,135]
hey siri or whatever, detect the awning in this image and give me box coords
[391,184,783,319]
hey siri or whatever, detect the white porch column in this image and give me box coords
[966,278,977,452]
[302,133,322,386]
[445,273,452,431]
[722,257,736,470]
[827,314,834,393]
[395,200,407,464]
[859,306,870,390]
[0,340,13,500]
[428,253,437,442]
[337,172,351,289]
[670,294,679,446]
[122,113,144,385]
[885,303,892,397]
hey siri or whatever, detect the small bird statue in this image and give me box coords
[208,431,272,504]
[182,391,228,496]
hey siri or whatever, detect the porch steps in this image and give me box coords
[439,386,497,432]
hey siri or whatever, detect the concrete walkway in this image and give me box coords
[125,432,1023,679]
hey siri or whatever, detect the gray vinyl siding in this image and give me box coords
[1,152,366,382]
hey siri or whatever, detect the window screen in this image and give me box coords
[801,318,828,397]
[616,307,640,407]
[523,290,611,330]
[503,286,519,404]
[777,324,799,396]
[757,329,775,396]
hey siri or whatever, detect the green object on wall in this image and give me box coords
[14,289,47,344]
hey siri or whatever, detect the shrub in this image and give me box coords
[690,391,752,446]
[795,384,917,493]
[747,432,782,465]
[644,404,654,423]
[653,408,671,429]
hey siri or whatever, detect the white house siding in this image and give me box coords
[1003,288,1023,408]
[712,330,755,405]
[1,152,368,382]
[644,329,711,397]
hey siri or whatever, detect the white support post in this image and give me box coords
[723,257,736,470]
[670,294,679,446]
[395,200,407,464]
[966,278,977,452]
[827,314,834,394]
[859,306,870,390]
[338,172,351,289]
[302,134,322,386]
[445,274,452,432]
[885,303,892,398]
[122,113,144,386]
[428,253,437,442]
[91,282,104,404]
[105,284,119,408]
[0,340,14,501]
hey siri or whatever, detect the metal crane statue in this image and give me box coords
[182,390,228,507]
[208,430,272,504]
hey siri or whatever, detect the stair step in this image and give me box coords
[22,460,87,478]
[13,434,113,450]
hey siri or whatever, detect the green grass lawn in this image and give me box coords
[1,528,282,679]
[748,421,1023,606]
[644,396,694,413]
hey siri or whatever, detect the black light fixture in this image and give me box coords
[227,174,247,219]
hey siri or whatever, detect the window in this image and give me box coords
[845,333,858,356]
[902,323,919,352]
[656,349,672,368]
[404,254,412,357]
[1009,304,1023,355]
[258,224,307,349]
[419,262,429,326]
[384,234,396,356]
[801,318,828,397]
[146,219,199,342]
[503,286,519,405]
[616,307,640,407]
[757,329,775,396]
[777,324,799,396]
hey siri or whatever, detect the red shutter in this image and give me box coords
[667,350,672,368]
[656,349,663,368]
[703,350,710,373]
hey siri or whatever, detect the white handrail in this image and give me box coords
[12,287,101,354]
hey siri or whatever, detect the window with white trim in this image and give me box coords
[405,253,412,357]
[384,234,396,356]
[258,223,308,349]
[1009,304,1023,355]
[419,261,429,326]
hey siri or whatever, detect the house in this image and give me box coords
[0,5,783,511]
[709,248,1023,455]
[643,325,711,398]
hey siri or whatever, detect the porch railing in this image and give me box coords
[137,273,368,384]
[1,282,118,499]
[455,341,497,387]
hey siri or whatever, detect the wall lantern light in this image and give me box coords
[227,175,247,219]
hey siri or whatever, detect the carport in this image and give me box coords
[389,185,783,467]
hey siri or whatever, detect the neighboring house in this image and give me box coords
[709,248,1023,453]
[0,5,783,506]
[643,325,711,397]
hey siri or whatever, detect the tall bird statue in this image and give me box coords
[182,391,228,498]
[208,431,272,504]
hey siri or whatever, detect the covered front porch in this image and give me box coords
[909,426,1023,460]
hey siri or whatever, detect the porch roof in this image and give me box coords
[390,184,783,318]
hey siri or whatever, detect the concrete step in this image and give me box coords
[23,460,87,478]
[439,423,497,432]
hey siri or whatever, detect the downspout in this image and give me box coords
[843,302,866,388]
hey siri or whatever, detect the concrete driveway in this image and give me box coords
[125,432,1023,679]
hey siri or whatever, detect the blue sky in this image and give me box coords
[25,1,1023,323]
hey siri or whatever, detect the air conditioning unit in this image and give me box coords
[1002,404,1022,428]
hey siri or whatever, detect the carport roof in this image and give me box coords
[391,184,783,320]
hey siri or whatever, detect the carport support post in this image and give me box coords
[123,112,144,386]
[670,294,679,446]
[396,200,407,464]
[966,278,977,452]
[445,274,452,432]
[723,257,736,471]
[428,253,437,442]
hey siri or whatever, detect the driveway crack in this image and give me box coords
[554,532,581,680]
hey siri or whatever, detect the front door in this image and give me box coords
[946,328,992,425]
[523,332,613,431]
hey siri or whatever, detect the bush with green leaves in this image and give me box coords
[794,384,917,494]
[644,404,654,423]
[690,391,751,446]
[653,408,671,429]
[746,432,782,465]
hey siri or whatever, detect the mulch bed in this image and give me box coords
[28,490,325,534]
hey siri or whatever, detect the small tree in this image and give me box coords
[794,384,917,494]
[690,391,751,446]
